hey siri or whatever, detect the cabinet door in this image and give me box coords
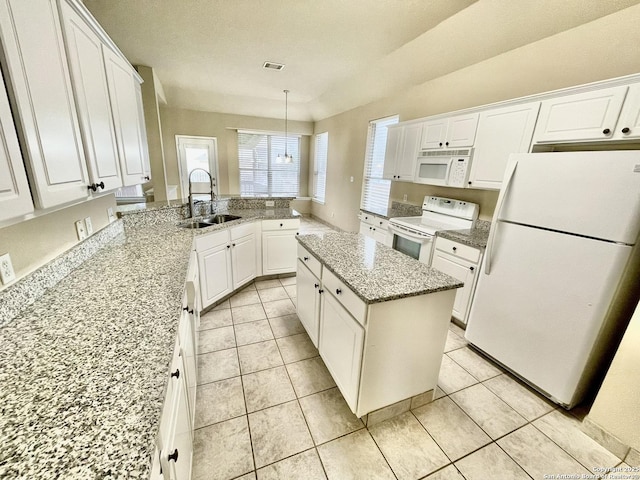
[0,67,33,221]
[395,123,421,180]
[0,0,89,208]
[421,118,448,149]
[533,86,627,143]
[296,259,320,347]
[178,311,197,430]
[103,47,147,186]
[135,80,152,181]
[198,243,233,308]
[469,102,540,190]
[359,221,372,238]
[382,125,401,180]
[431,250,477,324]
[614,83,640,140]
[60,2,122,192]
[231,233,257,289]
[262,230,298,275]
[319,292,364,412]
[373,228,388,244]
[446,113,479,148]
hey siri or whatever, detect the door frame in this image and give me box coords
[175,135,220,198]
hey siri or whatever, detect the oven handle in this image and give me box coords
[388,223,433,241]
[484,158,518,275]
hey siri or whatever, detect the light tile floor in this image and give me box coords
[192,217,629,480]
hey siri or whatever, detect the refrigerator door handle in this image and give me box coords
[485,159,519,275]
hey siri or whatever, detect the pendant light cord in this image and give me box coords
[284,89,289,158]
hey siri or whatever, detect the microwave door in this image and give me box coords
[416,158,451,186]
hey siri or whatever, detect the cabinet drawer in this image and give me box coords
[322,268,367,326]
[297,244,322,278]
[434,237,480,263]
[360,211,376,225]
[194,229,229,252]
[230,221,254,240]
[262,218,299,231]
[374,217,388,230]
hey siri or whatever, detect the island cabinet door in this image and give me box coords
[198,243,233,308]
[319,292,364,413]
[296,259,320,347]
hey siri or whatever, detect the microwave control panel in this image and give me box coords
[448,157,470,187]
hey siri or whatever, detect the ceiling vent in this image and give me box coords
[263,61,285,71]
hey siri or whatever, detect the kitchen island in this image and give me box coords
[296,232,462,420]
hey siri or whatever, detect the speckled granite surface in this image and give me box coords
[437,219,491,249]
[0,209,301,479]
[361,201,423,220]
[180,208,300,235]
[297,232,462,304]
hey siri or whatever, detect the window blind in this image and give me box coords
[361,115,398,213]
[313,132,328,203]
[238,132,300,197]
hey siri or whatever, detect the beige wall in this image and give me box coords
[588,301,640,452]
[311,4,640,231]
[0,194,117,289]
[159,107,314,199]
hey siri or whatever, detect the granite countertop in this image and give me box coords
[0,209,299,479]
[181,208,299,235]
[297,232,462,304]
[436,219,492,249]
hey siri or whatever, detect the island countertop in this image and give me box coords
[297,232,462,304]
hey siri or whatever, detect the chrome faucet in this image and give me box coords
[188,168,215,218]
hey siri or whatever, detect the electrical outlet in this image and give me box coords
[107,207,116,223]
[350,176,354,183]
[403,194,408,202]
[265,200,275,207]
[84,216,93,236]
[75,220,87,240]
[0,253,16,285]
[331,212,335,218]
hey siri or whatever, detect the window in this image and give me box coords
[313,132,328,203]
[361,115,398,212]
[238,132,300,196]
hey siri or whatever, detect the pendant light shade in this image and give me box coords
[277,89,293,164]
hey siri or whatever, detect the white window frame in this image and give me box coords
[360,115,399,213]
[312,132,328,204]
[237,130,301,197]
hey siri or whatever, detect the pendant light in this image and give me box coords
[277,89,293,164]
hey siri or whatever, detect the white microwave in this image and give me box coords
[415,149,473,187]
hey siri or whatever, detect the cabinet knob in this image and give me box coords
[468,181,472,185]
[314,283,319,289]
[88,183,97,192]
[336,288,342,295]
[439,142,443,147]
[97,181,105,190]
[303,256,309,261]
[144,175,150,181]
[470,266,475,272]
[318,289,324,294]
[167,449,179,463]
[227,245,231,249]
[182,306,193,314]
[232,243,236,247]
[280,223,283,227]
[379,221,383,225]
[170,369,180,379]
[603,128,611,135]
[445,141,449,146]
[296,232,299,235]
[452,246,457,251]
[622,127,631,134]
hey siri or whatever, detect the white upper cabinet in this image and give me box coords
[468,102,540,190]
[135,81,152,182]
[382,123,422,181]
[59,1,122,193]
[0,67,33,221]
[615,83,640,140]
[533,85,628,143]
[0,0,90,209]
[103,47,148,186]
[421,113,478,150]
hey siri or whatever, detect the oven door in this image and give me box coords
[387,223,434,264]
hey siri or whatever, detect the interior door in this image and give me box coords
[176,136,219,199]
[466,222,632,405]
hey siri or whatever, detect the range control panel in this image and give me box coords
[422,196,479,221]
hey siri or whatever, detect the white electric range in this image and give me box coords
[387,196,479,264]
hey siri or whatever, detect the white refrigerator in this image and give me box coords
[465,151,640,408]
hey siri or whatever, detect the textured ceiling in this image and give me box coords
[82,0,640,121]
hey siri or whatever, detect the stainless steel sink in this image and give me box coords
[201,214,241,224]
[179,214,241,229]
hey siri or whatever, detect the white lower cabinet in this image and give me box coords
[430,236,482,325]
[262,219,300,275]
[319,292,364,412]
[230,223,257,290]
[296,253,322,347]
[358,211,389,244]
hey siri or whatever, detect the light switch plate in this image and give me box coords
[265,200,275,207]
[107,207,116,223]
[75,220,87,240]
[0,253,16,285]
[84,216,93,235]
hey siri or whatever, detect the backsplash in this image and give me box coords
[390,201,423,216]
